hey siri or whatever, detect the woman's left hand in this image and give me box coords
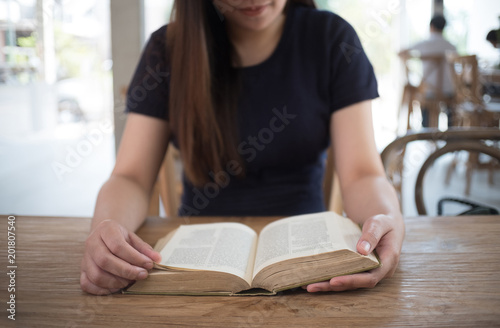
[304,214,405,292]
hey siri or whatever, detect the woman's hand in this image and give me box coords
[304,214,404,292]
[80,219,161,295]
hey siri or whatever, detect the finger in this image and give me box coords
[306,268,386,293]
[372,239,400,278]
[80,271,120,296]
[328,271,383,291]
[93,242,149,281]
[129,232,162,263]
[357,215,390,255]
[101,232,157,270]
[83,254,131,289]
[305,281,332,293]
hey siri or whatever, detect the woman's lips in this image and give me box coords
[238,5,269,17]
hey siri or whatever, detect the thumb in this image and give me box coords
[357,216,385,255]
[129,232,162,263]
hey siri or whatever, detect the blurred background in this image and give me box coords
[1,0,499,217]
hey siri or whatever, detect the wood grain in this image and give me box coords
[0,215,499,327]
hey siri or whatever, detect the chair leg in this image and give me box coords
[465,152,479,196]
[488,160,496,186]
[400,86,412,131]
[444,154,458,186]
[465,165,472,196]
[428,102,439,128]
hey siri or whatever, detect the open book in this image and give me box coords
[124,212,380,295]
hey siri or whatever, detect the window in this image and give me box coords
[317,0,432,148]
[0,0,113,216]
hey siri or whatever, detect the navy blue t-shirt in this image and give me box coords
[126,3,378,216]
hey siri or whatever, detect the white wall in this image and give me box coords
[467,0,500,65]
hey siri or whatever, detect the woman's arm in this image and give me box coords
[80,113,170,295]
[306,100,405,292]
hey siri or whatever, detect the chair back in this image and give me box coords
[147,144,181,218]
[400,52,455,129]
[447,54,482,105]
[402,52,451,99]
[323,146,343,214]
[447,54,500,128]
[381,128,500,215]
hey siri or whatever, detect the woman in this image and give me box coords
[81,0,404,295]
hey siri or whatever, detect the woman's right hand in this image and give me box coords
[80,219,162,295]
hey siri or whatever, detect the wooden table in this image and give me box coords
[1,215,499,327]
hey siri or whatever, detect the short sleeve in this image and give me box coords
[125,25,170,120]
[328,19,379,113]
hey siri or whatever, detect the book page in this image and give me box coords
[158,222,258,285]
[252,212,356,278]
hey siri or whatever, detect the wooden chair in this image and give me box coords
[148,143,182,217]
[447,54,482,106]
[446,54,500,194]
[381,128,500,215]
[447,54,500,126]
[399,52,455,131]
[148,146,343,217]
[323,147,343,215]
[399,53,421,131]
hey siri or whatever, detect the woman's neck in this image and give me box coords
[227,13,286,67]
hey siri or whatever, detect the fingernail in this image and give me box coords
[137,270,148,280]
[361,240,371,253]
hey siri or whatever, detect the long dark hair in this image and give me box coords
[167,0,316,186]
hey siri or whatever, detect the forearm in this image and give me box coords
[91,175,151,232]
[341,174,402,225]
